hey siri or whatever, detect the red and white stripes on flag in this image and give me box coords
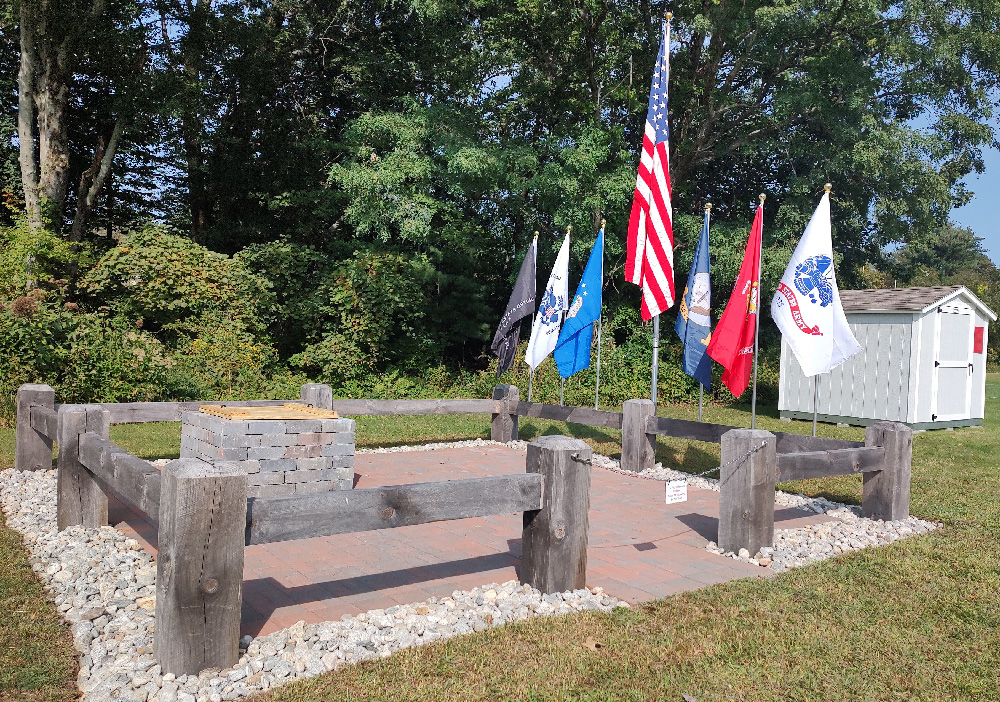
[625,16,675,321]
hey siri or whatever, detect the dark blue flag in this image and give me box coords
[674,209,712,389]
[554,228,604,378]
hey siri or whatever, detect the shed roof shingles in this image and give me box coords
[838,285,963,312]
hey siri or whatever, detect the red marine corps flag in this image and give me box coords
[707,196,765,398]
[626,12,675,321]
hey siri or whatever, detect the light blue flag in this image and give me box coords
[554,229,604,378]
[674,208,712,389]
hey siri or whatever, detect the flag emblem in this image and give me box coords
[769,187,862,377]
[794,255,834,306]
[539,289,564,326]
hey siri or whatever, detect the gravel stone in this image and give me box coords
[1,464,628,702]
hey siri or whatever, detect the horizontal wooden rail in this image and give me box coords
[645,415,863,454]
[777,446,885,482]
[645,415,731,443]
[29,405,59,440]
[773,431,864,454]
[69,398,502,423]
[245,473,543,545]
[514,402,623,430]
[329,398,498,417]
[78,432,162,518]
[68,400,295,424]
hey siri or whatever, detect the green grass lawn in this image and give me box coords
[0,511,79,702]
[1,383,999,700]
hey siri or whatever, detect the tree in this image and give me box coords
[891,223,992,284]
[9,0,149,289]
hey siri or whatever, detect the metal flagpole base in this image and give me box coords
[560,379,565,406]
[528,370,533,402]
[651,316,660,405]
[812,376,818,437]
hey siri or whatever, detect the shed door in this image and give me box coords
[932,304,974,421]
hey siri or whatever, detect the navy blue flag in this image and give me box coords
[554,228,604,378]
[674,209,712,389]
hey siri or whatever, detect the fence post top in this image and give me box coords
[722,427,775,440]
[624,398,654,408]
[19,383,55,393]
[869,421,912,434]
[56,403,89,415]
[163,458,248,480]
[530,434,590,452]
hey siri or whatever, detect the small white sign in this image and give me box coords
[665,480,688,504]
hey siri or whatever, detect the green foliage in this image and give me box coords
[240,239,489,370]
[0,300,186,424]
[171,315,279,400]
[0,219,73,298]
[79,227,273,338]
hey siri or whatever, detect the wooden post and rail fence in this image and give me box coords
[13,381,912,675]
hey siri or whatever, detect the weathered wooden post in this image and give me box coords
[718,428,777,555]
[491,384,519,442]
[155,459,247,675]
[57,404,110,530]
[301,383,334,410]
[621,399,656,473]
[521,435,591,593]
[863,421,912,521]
[16,383,54,472]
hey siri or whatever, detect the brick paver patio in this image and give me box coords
[109,444,831,636]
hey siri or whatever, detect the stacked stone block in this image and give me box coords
[180,411,355,498]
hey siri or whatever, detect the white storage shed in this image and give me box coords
[779,285,996,429]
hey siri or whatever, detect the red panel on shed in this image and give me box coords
[974,326,985,354]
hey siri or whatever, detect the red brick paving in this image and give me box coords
[108,445,831,636]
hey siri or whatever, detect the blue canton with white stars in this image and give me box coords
[645,20,670,143]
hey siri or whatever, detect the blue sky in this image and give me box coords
[952,145,999,263]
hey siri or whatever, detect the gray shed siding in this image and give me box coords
[779,287,993,428]
[778,312,913,423]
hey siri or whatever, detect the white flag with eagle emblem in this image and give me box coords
[525,230,571,370]
[770,190,861,377]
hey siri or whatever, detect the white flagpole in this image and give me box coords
[527,231,539,402]
[699,385,704,422]
[594,218,605,410]
[750,193,765,429]
[651,316,660,405]
[650,14,671,408]
[812,376,819,437]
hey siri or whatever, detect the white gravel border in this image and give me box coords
[0,437,940,701]
[0,461,626,702]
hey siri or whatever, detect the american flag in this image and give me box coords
[625,16,675,321]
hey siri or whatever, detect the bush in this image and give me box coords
[0,299,183,424]
[79,226,273,340]
[171,315,280,400]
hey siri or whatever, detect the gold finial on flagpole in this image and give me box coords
[665,11,672,20]
[533,230,539,240]
[824,182,832,193]
[759,193,766,204]
[566,225,572,235]
[600,218,606,228]
[705,202,712,212]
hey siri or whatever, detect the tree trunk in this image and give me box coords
[34,45,72,227]
[18,0,41,232]
[71,119,124,242]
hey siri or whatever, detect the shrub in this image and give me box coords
[80,226,273,340]
[171,315,280,400]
